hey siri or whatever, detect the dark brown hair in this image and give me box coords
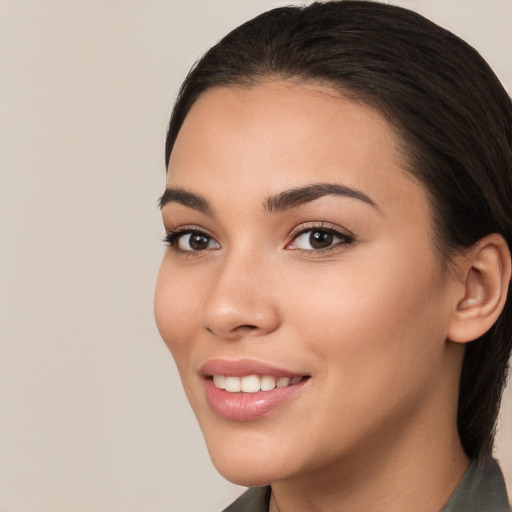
[165,1,512,458]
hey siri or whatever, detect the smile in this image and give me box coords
[200,360,311,421]
[212,374,305,393]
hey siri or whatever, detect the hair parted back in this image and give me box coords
[165,0,512,458]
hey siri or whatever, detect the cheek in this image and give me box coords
[154,260,200,361]
[286,245,449,382]
[277,252,452,457]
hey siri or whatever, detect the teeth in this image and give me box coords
[212,375,304,392]
[213,375,226,389]
[224,376,241,392]
[241,375,261,393]
[261,375,277,391]
[276,377,290,388]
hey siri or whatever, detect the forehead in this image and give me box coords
[167,81,428,220]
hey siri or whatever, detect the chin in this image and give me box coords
[217,468,272,488]
[202,426,294,487]
[211,456,281,488]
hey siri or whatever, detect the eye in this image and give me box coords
[164,229,220,252]
[287,226,353,251]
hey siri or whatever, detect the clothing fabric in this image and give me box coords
[222,455,511,512]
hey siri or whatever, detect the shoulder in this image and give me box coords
[441,454,511,511]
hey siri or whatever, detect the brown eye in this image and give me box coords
[287,227,353,252]
[309,230,334,249]
[164,230,220,252]
[184,233,211,251]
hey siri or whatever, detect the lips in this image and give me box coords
[200,359,310,421]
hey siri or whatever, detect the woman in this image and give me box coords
[154,1,512,510]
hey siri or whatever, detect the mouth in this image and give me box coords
[210,374,308,393]
[200,359,311,421]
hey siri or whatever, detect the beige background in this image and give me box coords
[0,1,511,510]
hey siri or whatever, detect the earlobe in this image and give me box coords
[448,234,511,344]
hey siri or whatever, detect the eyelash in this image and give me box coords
[163,223,355,254]
[163,227,218,254]
[287,223,355,253]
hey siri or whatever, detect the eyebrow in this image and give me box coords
[158,182,378,215]
[264,183,378,213]
[158,187,213,215]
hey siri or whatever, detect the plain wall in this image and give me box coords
[1,1,511,510]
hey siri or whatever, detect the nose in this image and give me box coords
[202,252,281,341]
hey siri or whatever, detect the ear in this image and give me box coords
[448,234,511,344]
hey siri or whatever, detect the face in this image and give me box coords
[155,82,463,487]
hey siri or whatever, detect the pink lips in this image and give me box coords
[201,359,309,421]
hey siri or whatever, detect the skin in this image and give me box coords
[155,82,472,511]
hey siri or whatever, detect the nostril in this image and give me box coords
[235,324,259,332]
[205,324,258,336]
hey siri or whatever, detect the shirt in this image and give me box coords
[222,455,511,512]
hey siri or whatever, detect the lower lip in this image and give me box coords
[204,378,308,421]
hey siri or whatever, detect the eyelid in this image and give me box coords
[163,225,220,252]
[162,221,354,253]
[286,221,355,252]
[164,224,215,238]
[287,221,354,241]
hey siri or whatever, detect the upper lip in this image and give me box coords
[200,358,307,378]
